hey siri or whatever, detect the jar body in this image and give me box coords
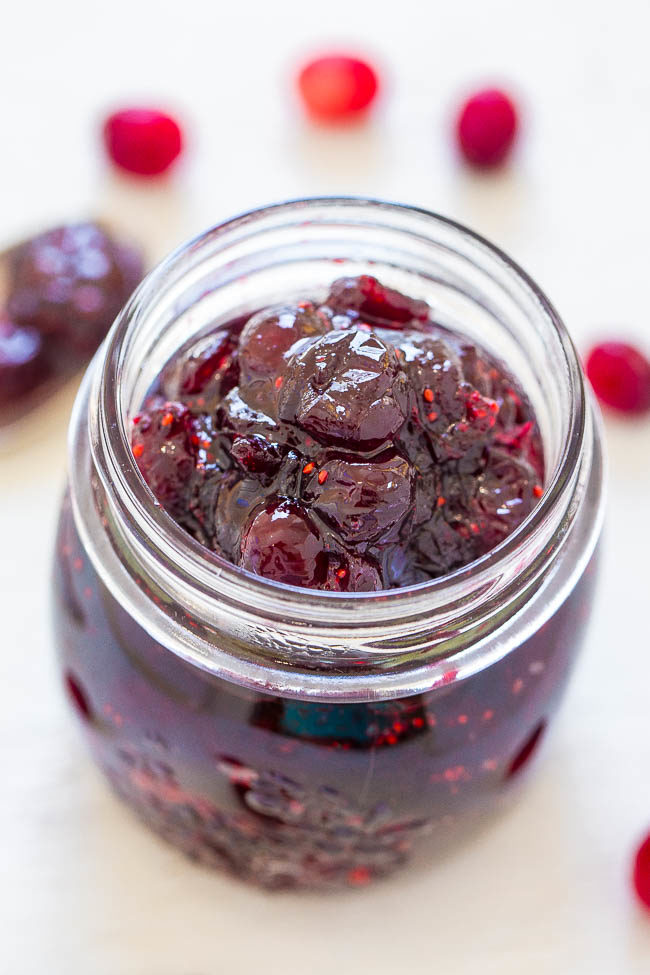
[52,199,605,889]
[54,492,599,889]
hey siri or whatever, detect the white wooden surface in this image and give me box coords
[2,1,650,972]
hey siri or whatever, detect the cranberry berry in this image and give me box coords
[297,55,379,122]
[278,329,409,449]
[103,108,184,177]
[456,88,519,168]
[633,832,650,911]
[240,501,328,587]
[325,274,429,326]
[132,274,543,592]
[586,341,650,415]
[131,402,198,521]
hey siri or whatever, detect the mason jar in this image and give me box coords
[53,198,605,890]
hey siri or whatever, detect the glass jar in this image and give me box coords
[53,198,604,890]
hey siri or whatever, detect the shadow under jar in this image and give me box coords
[53,199,604,891]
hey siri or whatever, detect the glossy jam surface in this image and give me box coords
[1,223,142,423]
[54,495,598,889]
[132,276,544,591]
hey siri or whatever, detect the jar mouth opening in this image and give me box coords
[95,196,586,621]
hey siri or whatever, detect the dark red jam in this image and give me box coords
[131,276,544,590]
[53,272,598,890]
[1,222,142,425]
[54,493,598,889]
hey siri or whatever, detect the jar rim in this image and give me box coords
[73,197,603,698]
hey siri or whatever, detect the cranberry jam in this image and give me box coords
[0,222,143,425]
[53,200,604,890]
[131,275,543,591]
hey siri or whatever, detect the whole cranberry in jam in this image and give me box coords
[238,304,329,414]
[279,329,409,449]
[240,501,327,587]
[586,341,650,414]
[305,454,413,544]
[326,275,429,326]
[132,402,198,520]
[297,55,379,122]
[456,88,519,168]
[7,223,143,355]
[103,108,183,176]
[131,274,544,592]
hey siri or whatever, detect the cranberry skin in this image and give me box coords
[411,509,475,579]
[456,88,518,168]
[633,832,650,911]
[240,501,327,587]
[323,554,382,592]
[399,333,463,419]
[279,329,408,449]
[398,332,499,461]
[161,330,239,401]
[132,402,197,518]
[103,108,183,176]
[0,319,49,404]
[305,454,414,544]
[297,55,379,122]
[230,434,283,484]
[7,223,143,355]
[326,275,429,326]
[586,342,650,414]
[238,304,330,407]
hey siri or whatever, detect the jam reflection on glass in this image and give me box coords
[131,275,545,592]
[0,223,143,425]
[55,494,597,889]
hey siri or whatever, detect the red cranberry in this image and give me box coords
[633,832,650,911]
[240,501,327,587]
[585,341,650,414]
[297,55,379,122]
[0,319,49,404]
[279,329,408,449]
[132,402,197,518]
[323,554,382,592]
[326,275,429,326]
[230,435,283,483]
[456,88,519,168]
[238,305,330,413]
[161,330,239,400]
[103,108,183,176]
[473,448,538,535]
[305,454,413,544]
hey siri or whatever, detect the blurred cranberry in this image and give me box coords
[297,55,379,122]
[633,832,650,911]
[456,88,518,168]
[103,108,183,176]
[586,341,650,414]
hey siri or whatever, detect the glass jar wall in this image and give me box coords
[53,199,604,889]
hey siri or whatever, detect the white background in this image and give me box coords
[2,1,650,972]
